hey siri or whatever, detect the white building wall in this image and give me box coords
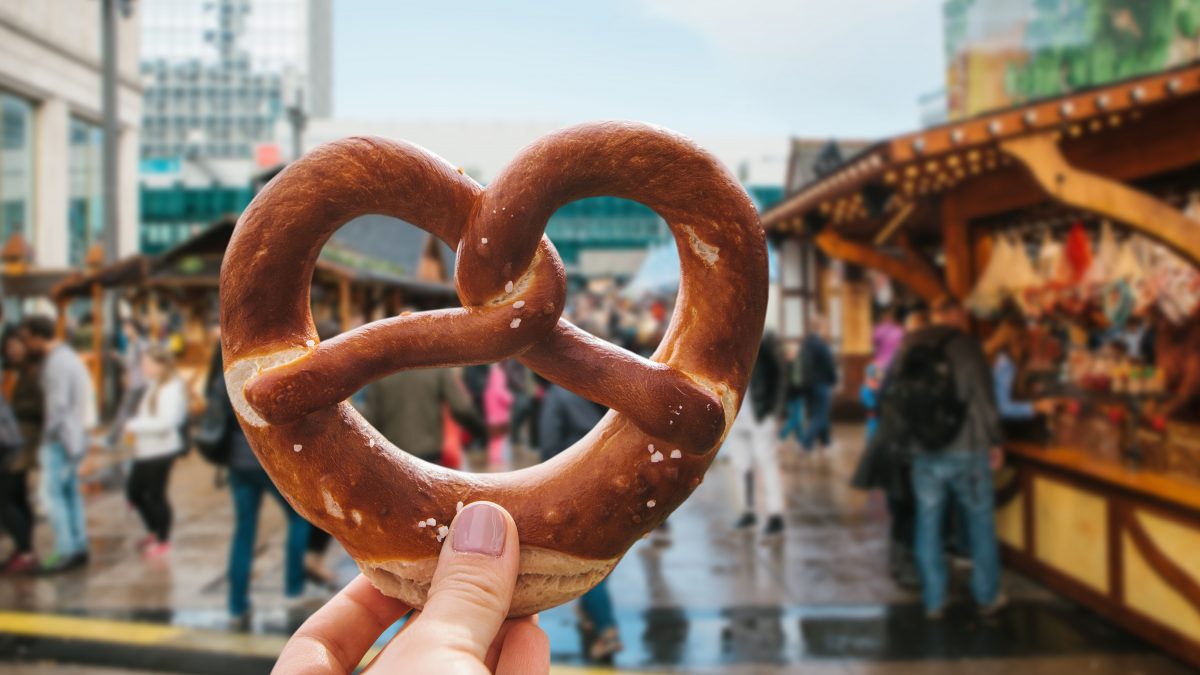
[0,0,142,266]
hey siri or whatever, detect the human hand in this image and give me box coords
[274,502,549,674]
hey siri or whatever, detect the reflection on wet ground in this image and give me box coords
[543,600,1153,667]
[0,426,1192,673]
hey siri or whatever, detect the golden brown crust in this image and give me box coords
[220,122,767,615]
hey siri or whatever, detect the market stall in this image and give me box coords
[763,64,1200,667]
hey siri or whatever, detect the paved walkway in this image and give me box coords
[0,425,1190,673]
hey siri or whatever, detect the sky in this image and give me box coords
[333,0,947,141]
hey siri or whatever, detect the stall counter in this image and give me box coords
[998,442,1200,668]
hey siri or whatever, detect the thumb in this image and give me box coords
[415,501,521,661]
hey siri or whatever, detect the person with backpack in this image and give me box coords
[200,342,313,625]
[19,316,94,574]
[799,315,839,453]
[892,299,1004,619]
[122,347,188,559]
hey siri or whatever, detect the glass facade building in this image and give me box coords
[139,0,331,168]
[0,92,34,244]
[138,0,331,252]
[68,118,105,266]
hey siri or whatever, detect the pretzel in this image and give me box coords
[220,121,767,616]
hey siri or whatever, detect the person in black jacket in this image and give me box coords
[729,332,786,537]
[799,316,838,453]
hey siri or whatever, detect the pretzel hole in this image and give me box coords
[310,214,459,329]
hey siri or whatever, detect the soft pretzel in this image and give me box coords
[220,121,767,616]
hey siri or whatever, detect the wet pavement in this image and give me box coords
[0,424,1192,674]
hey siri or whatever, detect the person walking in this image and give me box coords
[358,367,482,466]
[1,332,41,574]
[107,319,151,447]
[777,341,806,447]
[896,299,1005,618]
[872,307,904,371]
[730,333,786,537]
[799,316,838,453]
[19,316,93,573]
[204,346,313,624]
[503,360,534,453]
[122,347,188,559]
[851,357,919,591]
[860,363,882,440]
[538,380,621,661]
[484,362,515,470]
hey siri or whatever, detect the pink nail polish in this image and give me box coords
[452,502,506,556]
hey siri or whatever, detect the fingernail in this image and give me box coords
[453,502,506,556]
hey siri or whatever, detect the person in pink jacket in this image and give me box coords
[484,362,515,469]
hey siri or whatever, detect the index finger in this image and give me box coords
[273,574,410,674]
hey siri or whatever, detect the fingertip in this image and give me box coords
[495,620,550,675]
[418,501,522,662]
[449,501,519,558]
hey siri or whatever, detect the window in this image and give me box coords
[0,91,34,244]
[68,117,104,266]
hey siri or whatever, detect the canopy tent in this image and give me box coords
[622,239,779,298]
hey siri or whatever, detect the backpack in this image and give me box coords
[890,332,967,451]
[194,373,233,466]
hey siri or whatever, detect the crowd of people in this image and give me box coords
[0,286,1048,666]
[0,289,676,660]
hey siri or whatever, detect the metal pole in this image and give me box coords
[101,0,120,263]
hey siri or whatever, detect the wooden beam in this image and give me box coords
[814,230,947,304]
[941,197,973,300]
[1001,133,1200,267]
[873,201,917,246]
[896,233,943,287]
[91,281,104,411]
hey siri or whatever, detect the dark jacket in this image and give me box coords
[538,384,604,460]
[360,368,483,463]
[852,365,908,494]
[910,326,1001,454]
[747,334,785,422]
[800,333,838,390]
[7,364,43,471]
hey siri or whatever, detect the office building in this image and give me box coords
[139,0,331,180]
[138,1,331,251]
[0,0,141,269]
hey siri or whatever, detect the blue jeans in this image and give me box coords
[911,451,1000,611]
[778,398,805,442]
[800,385,833,451]
[227,468,310,616]
[39,442,88,557]
[579,575,616,633]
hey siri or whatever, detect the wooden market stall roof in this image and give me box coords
[761,62,1200,301]
[148,218,459,302]
[0,234,75,299]
[763,63,1200,240]
[51,254,154,301]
